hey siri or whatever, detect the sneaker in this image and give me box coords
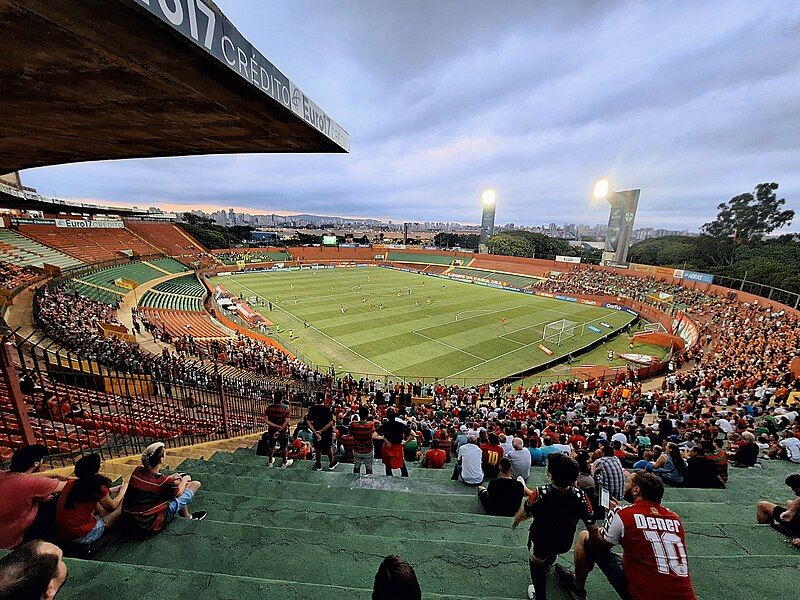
[527,584,536,600]
[329,460,339,471]
[554,564,586,600]
[189,511,207,521]
[268,457,275,467]
[314,464,323,471]
[282,459,294,468]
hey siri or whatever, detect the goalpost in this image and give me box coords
[542,319,580,347]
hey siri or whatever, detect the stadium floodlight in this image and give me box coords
[593,179,610,201]
[482,189,496,206]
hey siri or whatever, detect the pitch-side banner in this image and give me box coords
[55,219,125,229]
[131,0,349,151]
[555,255,581,264]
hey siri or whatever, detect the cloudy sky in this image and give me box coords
[22,0,800,229]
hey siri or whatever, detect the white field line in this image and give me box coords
[411,331,485,360]
[226,276,397,377]
[448,311,629,378]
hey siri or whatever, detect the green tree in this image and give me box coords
[487,231,577,258]
[701,182,794,245]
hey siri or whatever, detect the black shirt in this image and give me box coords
[382,418,410,444]
[486,477,524,517]
[525,485,595,556]
[307,404,333,431]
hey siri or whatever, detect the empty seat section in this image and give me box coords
[146,257,189,274]
[387,251,454,265]
[139,291,203,311]
[140,308,228,338]
[0,228,83,269]
[0,261,38,289]
[17,224,160,262]
[124,221,207,258]
[152,274,206,296]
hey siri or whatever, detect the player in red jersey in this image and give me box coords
[555,471,697,600]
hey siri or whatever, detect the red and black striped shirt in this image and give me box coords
[266,402,290,432]
[350,421,375,454]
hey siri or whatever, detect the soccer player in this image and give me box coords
[556,471,697,600]
[341,305,346,314]
[426,296,432,304]
[303,319,309,328]
[397,290,402,298]
[379,302,384,310]
[513,453,595,600]
[264,391,293,468]
[415,299,420,307]
[501,315,507,326]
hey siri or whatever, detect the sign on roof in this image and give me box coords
[133,0,349,151]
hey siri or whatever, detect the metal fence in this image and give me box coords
[0,334,310,468]
[712,274,800,309]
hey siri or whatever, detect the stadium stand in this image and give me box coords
[139,291,203,312]
[217,251,292,265]
[138,307,229,339]
[0,261,38,290]
[151,274,207,296]
[449,266,540,287]
[67,259,188,303]
[0,228,83,269]
[124,220,207,260]
[16,223,161,262]
[387,251,457,265]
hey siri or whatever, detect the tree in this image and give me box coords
[701,183,794,245]
[177,213,253,249]
[486,230,577,258]
[434,232,480,249]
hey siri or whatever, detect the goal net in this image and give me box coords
[543,319,579,346]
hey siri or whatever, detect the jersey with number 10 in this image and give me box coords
[602,500,697,600]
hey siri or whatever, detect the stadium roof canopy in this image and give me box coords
[0,0,349,174]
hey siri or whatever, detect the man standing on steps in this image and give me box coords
[351,406,380,475]
[306,392,338,472]
[264,391,293,469]
[380,407,411,477]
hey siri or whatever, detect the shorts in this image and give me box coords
[74,515,105,544]
[313,432,333,454]
[353,452,374,470]
[265,430,289,451]
[773,505,800,535]
[166,488,195,519]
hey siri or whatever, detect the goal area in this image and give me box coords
[543,319,580,346]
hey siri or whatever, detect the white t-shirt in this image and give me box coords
[716,419,735,434]
[457,444,484,484]
[554,444,572,456]
[779,437,800,463]
[611,432,628,446]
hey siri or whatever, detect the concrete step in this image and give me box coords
[189,490,518,545]
[98,518,531,598]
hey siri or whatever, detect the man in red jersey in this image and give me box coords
[350,407,379,475]
[421,439,446,469]
[555,471,696,600]
[263,391,293,468]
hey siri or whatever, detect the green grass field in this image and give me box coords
[212,266,637,383]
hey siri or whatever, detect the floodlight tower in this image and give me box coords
[594,179,640,265]
[479,190,496,248]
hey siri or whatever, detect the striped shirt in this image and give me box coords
[122,466,179,533]
[350,421,375,454]
[266,402,290,432]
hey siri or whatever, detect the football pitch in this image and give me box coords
[212,266,636,383]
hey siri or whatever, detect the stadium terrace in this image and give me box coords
[0,2,798,600]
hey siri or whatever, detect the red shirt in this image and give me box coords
[122,467,179,533]
[55,479,109,541]
[480,443,504,476]
[423,448,446,469]
[602,500,697,600]
[265,403,290,432]
[350,421,375,454]
[0,471,60,549]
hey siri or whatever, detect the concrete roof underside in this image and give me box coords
[0,0,347,173]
